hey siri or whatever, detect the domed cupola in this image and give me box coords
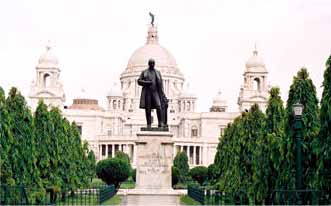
[37,43,59,69]
[245,46,266,73]
[210,90,227,112]
[29,42,65,111]
[238,46,269,112]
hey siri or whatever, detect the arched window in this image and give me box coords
[43,73,51,87]
[253,77,261,91]
[113,100,117,110]
[191,126,198,137]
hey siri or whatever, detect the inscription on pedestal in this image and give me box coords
[135,131,174,190]
[138,153,172,175]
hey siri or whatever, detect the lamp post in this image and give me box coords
[293,102,304,203]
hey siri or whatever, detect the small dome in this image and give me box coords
[107,83,122,97]
[69,89,103,110]
[37,43,59,69]
[181,83,196,98]
[210,90,227,112]
[245,49,266,72]
[212,90,227,107]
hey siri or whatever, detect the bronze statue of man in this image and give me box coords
[138,59,167,129]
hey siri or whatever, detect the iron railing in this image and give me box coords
[0,184,115,205]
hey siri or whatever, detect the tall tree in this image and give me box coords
[215,105,266,204]
[6,87,39,186]
[253,87,285,203]
[284,68,320,188]
[0,87,14,185]
[87,150,96,182]
[316,54,331,190]
[241,104,266,203]
[34,100,53,189]
[49,107,67,191]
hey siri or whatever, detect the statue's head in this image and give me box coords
[148,59,155,69]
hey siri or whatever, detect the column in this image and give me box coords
[99,145,102,161]
[186,145,189,162]
[133,144,137,167]
[202,143,207,166]
[180,145,183,152]
[125,144,129,154]
[112,144,115,157]
[105,144,108,158]
[193,146,196,166]
[173,145,176,160]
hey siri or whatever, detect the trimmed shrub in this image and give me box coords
[96,157,130,189]
[172,166,179,186]
[189,166,208,185]
[173,151,189,183]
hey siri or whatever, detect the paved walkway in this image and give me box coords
[120,195,181,206]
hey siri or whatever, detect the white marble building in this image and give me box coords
[29,23,269,167]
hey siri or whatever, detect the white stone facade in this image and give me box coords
[29,24,269,168]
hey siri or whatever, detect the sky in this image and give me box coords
[0,0,330,112]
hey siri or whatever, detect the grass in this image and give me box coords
[102,195,121,205]
[120,180,135,189]
[180,195,202,205]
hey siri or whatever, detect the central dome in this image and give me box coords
[122,25,182,77]
[127,44,177,68]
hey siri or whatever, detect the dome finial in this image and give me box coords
[146,24,159,44]
[46,40,52,51]
[149,12,155,26]
[253,42,258,55]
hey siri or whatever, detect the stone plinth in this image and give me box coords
[135,131,174,192]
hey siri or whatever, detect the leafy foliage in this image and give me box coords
[173,151,189,183]
[0,87,14,185]
[6,87,40,187]
[0,87,96,203]
[283,68,320,188]
[172,166,180,186]
[96,157,130,189]
[316,54,331,190]
[253,87,285,204]
[189,166,208,185]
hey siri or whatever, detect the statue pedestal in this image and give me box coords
[129,131,181,195]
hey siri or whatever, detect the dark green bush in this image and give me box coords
[172,166,179,186]
[96,157,130,189]
[189,166,208,185]
[173,151,189,183]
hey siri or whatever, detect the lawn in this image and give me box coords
[102,195,121,205]
[180,195,202,205]
[120,180,135,189]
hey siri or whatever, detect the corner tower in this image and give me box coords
[29,43,65,110]
[238,47,269,112]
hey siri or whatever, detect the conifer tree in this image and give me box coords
[284,68,320,188]
[316,54,331,190]
[87,150,96,182]
[253,87,285,203]
[6,87,39,186]
[34,101,53,189]
[0,87,14,185]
